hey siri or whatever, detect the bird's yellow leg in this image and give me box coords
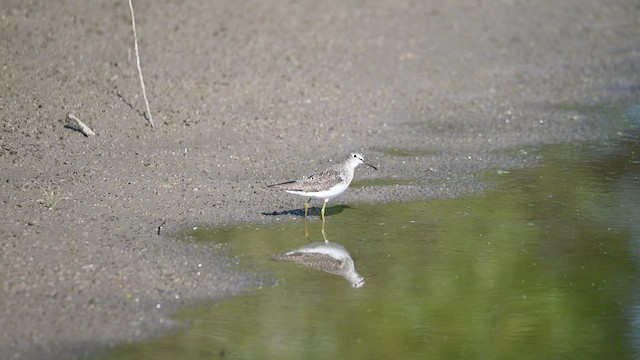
[320,199,328,223]
[304,198,311,219]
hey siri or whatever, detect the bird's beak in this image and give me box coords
[366,162,378,171]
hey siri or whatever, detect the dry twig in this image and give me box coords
[128,0,155,127]
[157,220,166,236]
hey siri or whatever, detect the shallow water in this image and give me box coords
[105,124,640,359]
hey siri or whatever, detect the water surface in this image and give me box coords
[105,128,640,359]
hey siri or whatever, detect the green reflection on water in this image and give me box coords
[104,138,640,359]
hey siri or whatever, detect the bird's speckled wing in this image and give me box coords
[268,168,345,193]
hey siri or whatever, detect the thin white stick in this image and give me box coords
[128,0,155,127]
[66,113,96,136]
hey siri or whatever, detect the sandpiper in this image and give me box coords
[268,153,378,221]
[272,240,365,288]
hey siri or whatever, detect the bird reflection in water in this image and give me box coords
[272,226,365,288]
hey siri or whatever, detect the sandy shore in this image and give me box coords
[1,0,638,358]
